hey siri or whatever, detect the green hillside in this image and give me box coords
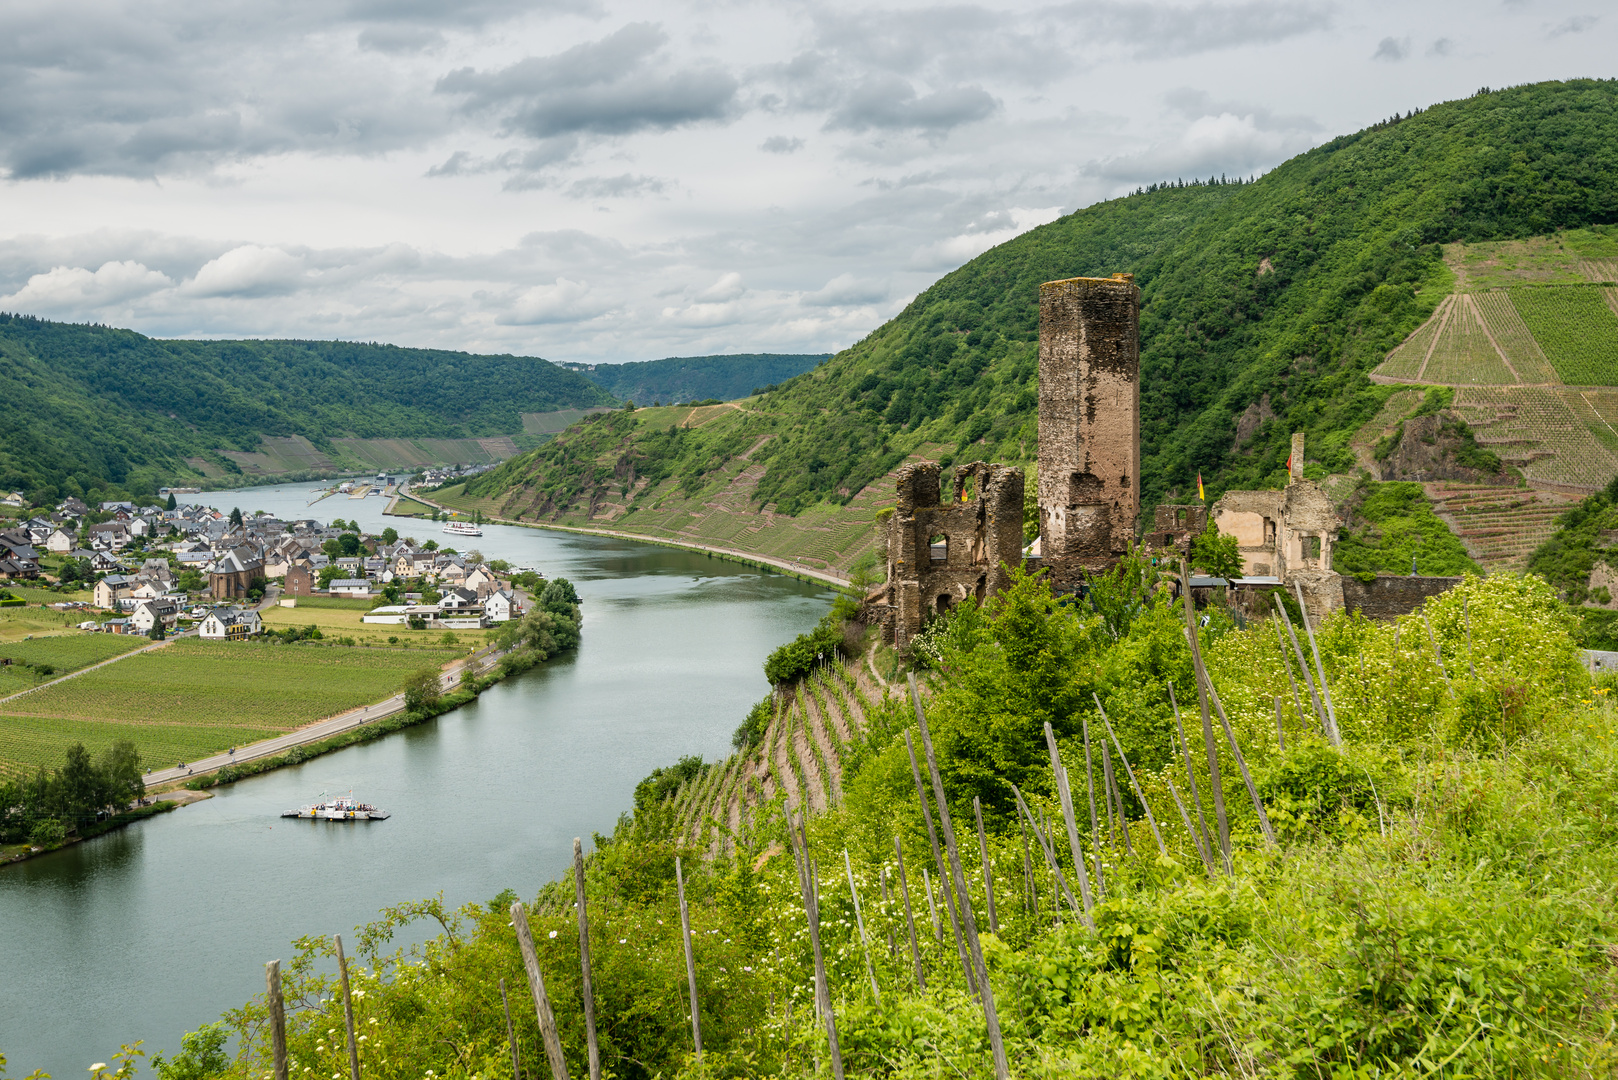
[0,316,613,500]
[560,353,831,405]
[464,80,1618,530]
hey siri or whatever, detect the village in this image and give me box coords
[0,492,528,641]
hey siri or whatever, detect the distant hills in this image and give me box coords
[0,315,612,500]
[558,354,830,406]
[441,79,1618,575]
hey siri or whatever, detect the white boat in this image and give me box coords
[281,795,390,821]
[443,520,483,537]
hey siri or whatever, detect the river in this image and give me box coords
[0,481,833,1072]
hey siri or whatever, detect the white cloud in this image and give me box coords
[184,245,307,298]
[500,278,614,324]
[696,272,746,302]
[0,260,172,311]
[910,207,1064,270]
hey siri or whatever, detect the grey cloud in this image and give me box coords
[438,25,669,106]
[1549,15,1598,36]
[1162,88,1321,134]
[826,77,998,133]
[801,273,889,307]
[565,174,670,199]
[761,135,805,154]
[1044,1,1333,60]
[358,26,447,54]
[1428,37,1454,56]
[1374,36,1410,61]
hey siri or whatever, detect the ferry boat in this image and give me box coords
[443,520,483,537]
[281,795,390,821]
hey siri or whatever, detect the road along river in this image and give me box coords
[0,481,834,1072]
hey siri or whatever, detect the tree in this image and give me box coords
[148,622,166,641]
[152,1022,229,1080]
[177,568,204,593]
[165,493,177,511]
[381,527,399,546]
[338,533,362,557]
[228,507,243,527]
[402,667,441,713]
[466,549,484,566]
[1191,518,1244,580]
[318,564,343,590]
[423,540,439,552]
[99,740,144,806]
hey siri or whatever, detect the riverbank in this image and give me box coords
[400,487,851,588]
[0,799,183,867]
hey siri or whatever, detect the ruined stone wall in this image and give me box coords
[882,461,1025,649]
[1037,274,1140,586]
[1340,574,1463,619]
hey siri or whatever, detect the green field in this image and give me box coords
[1510,285,1618,385]
[281,596,376,611]
[0,638,460,777]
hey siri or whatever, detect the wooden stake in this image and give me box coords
[1185,562,1234,862]
[1167,681,1218,873]
[879,866,898,959]
[1293,582,1341,743]
[510,902,570,1080]
[1018,812,1037,920]
[1093,696,1167,855]
[1274,695,1285,752]
[1010,784,1083,918]
[1165,775,1214,873]
[894,834,925,992]
[675,857,702,1060]
[334,935,360,1080]
[1079,713,1107,898]
[1196,670,1277,847]
[904,729,974,995]
[804,856,845,1080]
[1101,738,1131,855]
[573,838,601,1080]
[922,865,942,943]
[1273,593,1327,736]
[1271,615,1308,728]
[972,796,999,933]
[500,979,522,1080]
[1042,722,1096,917]
[843,849,882,1005]
[910,675,1011,1080]
[266,960,288,1080]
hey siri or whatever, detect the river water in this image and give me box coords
[0,481,833,1072]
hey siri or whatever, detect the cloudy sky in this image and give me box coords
[0,0,1611,363]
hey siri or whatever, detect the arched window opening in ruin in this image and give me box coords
[928,533,948,562]
[936,594,952,613]
[1264,518,1277,544]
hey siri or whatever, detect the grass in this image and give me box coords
[262,604,494,648]
[0,606,100,642]
[0,638,461,776]
[386,495,439,518]
[281,596,377,611]
[1333,479,1483,579]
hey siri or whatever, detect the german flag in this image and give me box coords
[1197,472,1205,501]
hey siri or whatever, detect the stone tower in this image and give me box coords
[1037,274,1141,584]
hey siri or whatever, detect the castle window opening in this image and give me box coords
[1264,517,1277,544]
[1302,535,1322,563]
[928,533,949,562]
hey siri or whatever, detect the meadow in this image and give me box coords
[0,638,460,777]
[264,603,495,648]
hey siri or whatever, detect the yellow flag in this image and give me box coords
[1197,472,1205,501]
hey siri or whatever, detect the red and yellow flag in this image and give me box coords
[1197,472,1205,501]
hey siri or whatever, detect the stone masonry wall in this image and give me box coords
[1340,574,1463,619]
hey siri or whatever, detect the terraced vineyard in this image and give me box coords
[1423,482,1580,572]
[662,649,901,856]
[1372,231,1618,493]
[0,639,459,777]
[0,634,149,698]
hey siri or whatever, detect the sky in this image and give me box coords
[0,1,1612,364]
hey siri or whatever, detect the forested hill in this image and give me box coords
[0,316,613,501]
[466,79,1618,520]
[559,353,830,405]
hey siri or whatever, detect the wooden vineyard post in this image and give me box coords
[500,979,522,1080]
[1275,695,1285,752]
[574,838,602,1080]
[1293,581,1342,742]
[1167,681,1217,874]
[266,960,288,1080]
[785,813,844,1080]
[1010,784,1083,918]
[1184,563,1233,864]
[1018,811,1038,920]
[1273,593,1328,735]
[1079,714,1107,898]
[1464,595,1477,678]
[910,675,1010,1080]
[1165,774,1214,873]
[972,796,998,932]
[904,729,974,994]
[510,902,570,1080]
[894,834,925,992]
[922,866,942,942]
[1041,722,1096,919]
[843,849,882,1006]
[1093,697,1167,855]
[1195,665,1278,848]
[879,866,898,959]
[1101,739,1132,856]
[675,857,703,1061]
[1271,616,1308,728]
[333,935,361,1080]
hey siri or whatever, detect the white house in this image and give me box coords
[483,589,519,622]
[329,578,372,597]
[45,529,76,554]
[129,599,178,634]
[198,607,263,640]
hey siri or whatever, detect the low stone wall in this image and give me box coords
[1340,574,1463,619]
